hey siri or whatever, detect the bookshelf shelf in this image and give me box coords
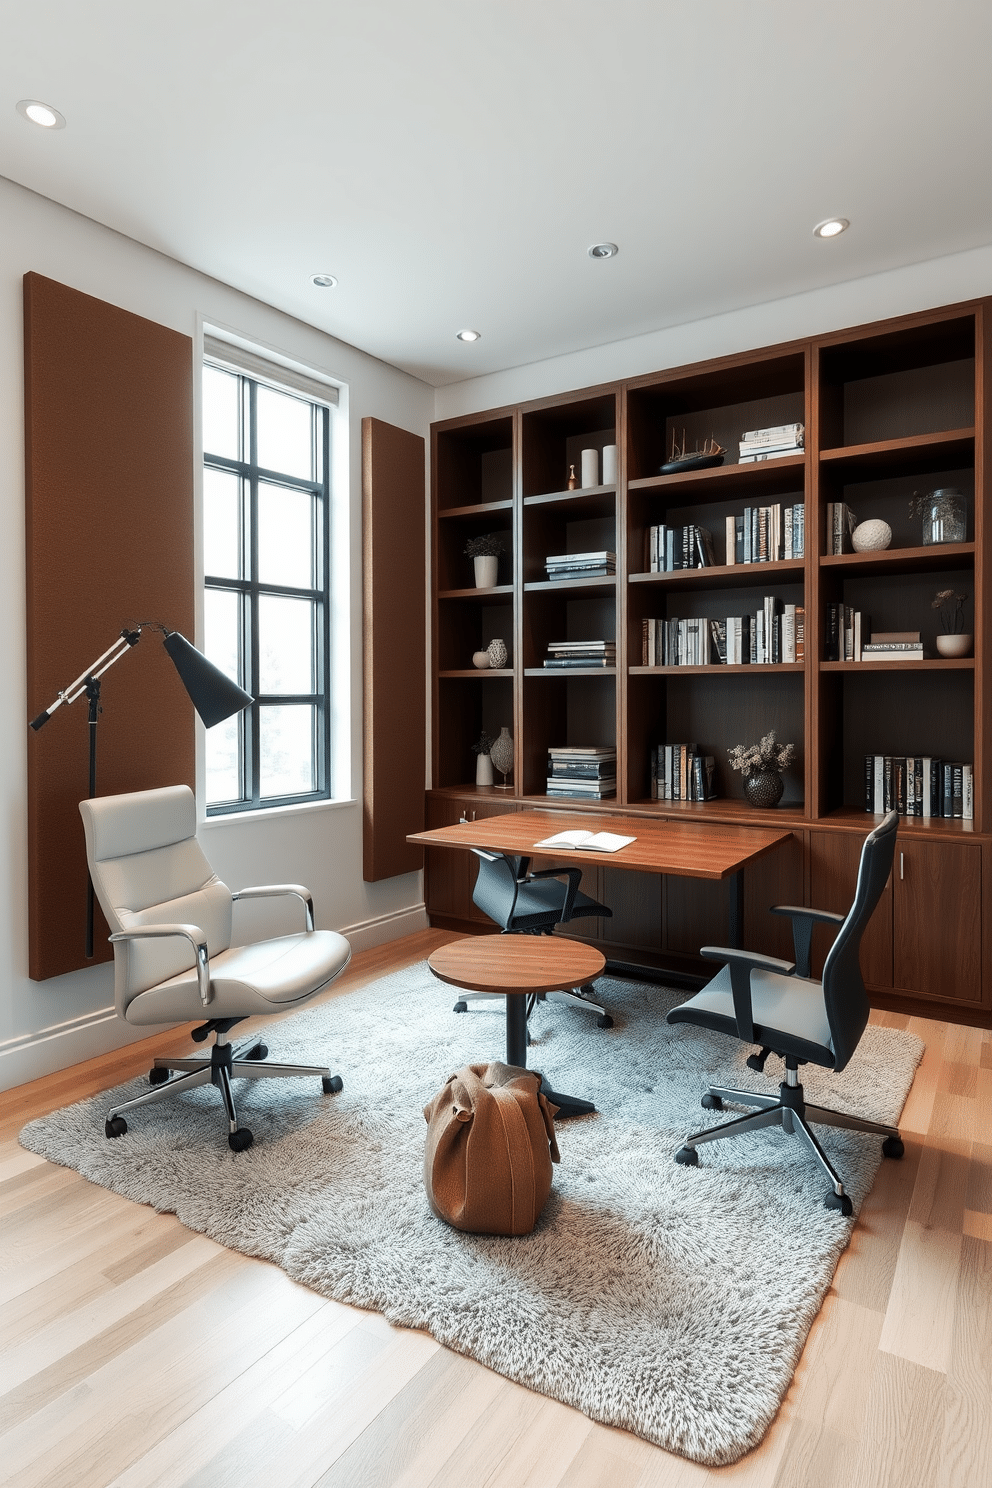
[429,297,991,1020]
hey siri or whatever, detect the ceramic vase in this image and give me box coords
[486,637,508,669]
[935,633,972,658]
[742,770,784,809]
[472,650,491,669]
[475,750,494,785]
[473,554,499,588]
[489,726,514,788]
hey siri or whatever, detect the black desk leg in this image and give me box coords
[504,994,595,1118]
[729,870,744,948]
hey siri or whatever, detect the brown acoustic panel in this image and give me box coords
[362,416,426,880]
[24,273,195,980]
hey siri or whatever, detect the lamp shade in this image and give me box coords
[162,630,253,728]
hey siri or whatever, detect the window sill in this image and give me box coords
[201,797,358,828]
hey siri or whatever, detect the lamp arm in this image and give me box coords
[30,628,142,730]
[109,923,212,1006]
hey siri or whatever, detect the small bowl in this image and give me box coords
[935,633,972,658]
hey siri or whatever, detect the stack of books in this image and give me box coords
[828,618,924,662]
[651,743,716,802]
[545,550,616,581]
[647,524,714,571]
[643,600,804,666]
[543,640,615,669]
[725,502,805,564]
[546,746,616,799]
[864,755,973,819]
[825,501,857,555]
[738,423,804,463]
[861,630,923,662]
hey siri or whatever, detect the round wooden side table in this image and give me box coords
[427,936,606,1117]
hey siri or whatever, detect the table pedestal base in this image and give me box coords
[506,993,594,1118]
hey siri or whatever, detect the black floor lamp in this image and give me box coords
[30,622,253,957]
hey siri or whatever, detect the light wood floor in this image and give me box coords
[1,928,989,1488]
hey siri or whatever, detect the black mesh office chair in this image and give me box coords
[666,810,904,1214]
[452,848,614,1027]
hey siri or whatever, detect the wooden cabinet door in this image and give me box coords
[892,839,983,1004]
[424,796,519,925]
[808,830,893,988]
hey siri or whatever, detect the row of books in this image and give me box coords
[826,612,924,662]
[825,501,857,555]
[641,601,805,666]
[546,745,616,799]
[725,503,805,564]
[646,523,714,572]
[650,743,717,802]
[543,639,615,669]
[864,755,973,819]
[737,422,804,464]
[545,550,615,581]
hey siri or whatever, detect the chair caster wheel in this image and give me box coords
[882,1135,905,1159]
[105,1116,128,1139]
[824,1190,853,1216]
[597,1014,614,1029]
[322,1075,343,1094]
[701,1092,723,1110]
[149,1067,170,1085]
[245,1042,268,1061]
[675,1146,698,1166]
[229,1128,253,1152]
[453,1001,467,1013]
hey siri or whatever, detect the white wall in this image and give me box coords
[434,242,992,420]
[0,175,434,1090]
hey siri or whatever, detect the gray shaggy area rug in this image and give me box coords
[20,962,923,1466]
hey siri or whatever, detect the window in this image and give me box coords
[202,352,334,813]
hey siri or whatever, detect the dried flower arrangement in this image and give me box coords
[471,730,495,756]
[932,588,968,634]
[727,730,796,776]
[463,533,506,558]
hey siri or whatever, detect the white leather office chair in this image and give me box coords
[79,784,352,1151]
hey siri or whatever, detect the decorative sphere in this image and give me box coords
[851,519,892,553]
[486,638,509,669]
[472,651,491,669]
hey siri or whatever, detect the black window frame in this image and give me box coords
[203,360,333,815]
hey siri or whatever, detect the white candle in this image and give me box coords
[601,444,617,483]
[580,448,599,487]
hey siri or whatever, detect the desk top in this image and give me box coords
[408,809,792,881]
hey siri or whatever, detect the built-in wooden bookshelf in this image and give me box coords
[428,300,992,1024]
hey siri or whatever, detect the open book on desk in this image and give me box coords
[532,829,635,853]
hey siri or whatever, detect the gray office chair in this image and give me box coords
[453,848,614,1026]
[666,810,903,1214]
[79,784,352,1151]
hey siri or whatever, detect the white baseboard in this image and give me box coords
[340,902,429,952]
[1,902,430,1092]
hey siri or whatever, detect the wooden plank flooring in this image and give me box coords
[1,929,989,1488]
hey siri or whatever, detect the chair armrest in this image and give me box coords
[769,904,845,977]
[233,883,314,931]
[699,945,796,1045]
[109,923,212,1007]
[528,866,581,923]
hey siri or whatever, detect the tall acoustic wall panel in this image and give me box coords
[24,273,195,980]
[362,416,426,880]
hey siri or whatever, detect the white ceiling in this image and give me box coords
[3,1,991,387]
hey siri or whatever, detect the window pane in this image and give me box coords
[204,587,242,684]
[203,365,240,460]
[258,483,314,588]
[259,595,314,694]
[256,385,312,479]
[203,467,242,579]
[260,705,315,797]
[205,714,242,806]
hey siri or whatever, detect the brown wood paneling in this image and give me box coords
[809,828,893,986]
[892,839,983,1003]
[24,273,195,981]
[362,417,426,880]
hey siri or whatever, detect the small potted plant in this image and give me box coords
[932,588,971,658]
[727,730,795,809]
[464,533,505,589]
[471,730,494,786]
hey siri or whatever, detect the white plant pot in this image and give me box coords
[473,555,499,589]
[935,633,972,658]
[475,752,494,786]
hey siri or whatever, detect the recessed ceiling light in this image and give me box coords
[16,98,66,129]
[310,273,338,288]
[588,242,619,260]
[813,218,849,239]
[456,329,481,342]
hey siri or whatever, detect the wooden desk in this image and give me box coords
[408,809,792,958]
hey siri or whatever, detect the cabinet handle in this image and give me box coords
[900,851,904,880]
